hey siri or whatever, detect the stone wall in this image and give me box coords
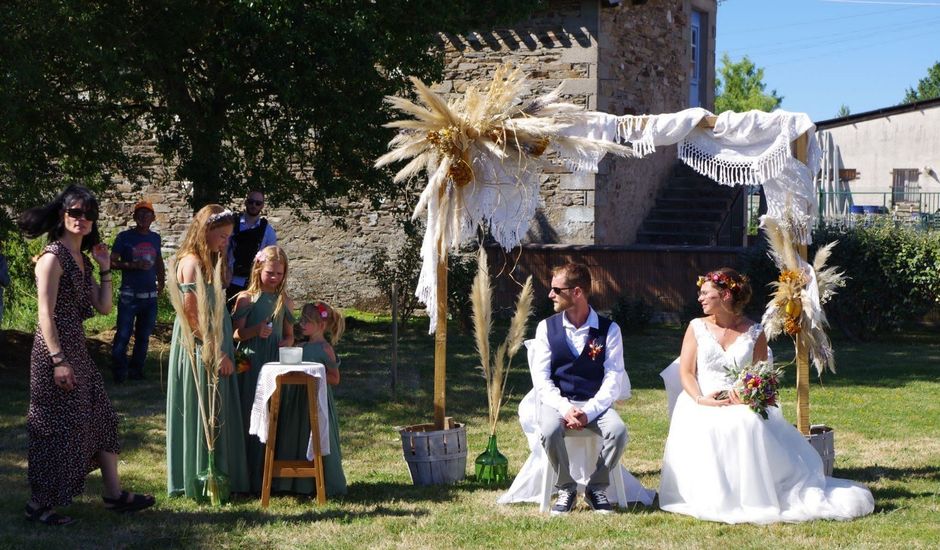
[99,139,412,309]
[596,0,703,245]
[98,0,715,311]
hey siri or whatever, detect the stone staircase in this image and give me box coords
[635,163,742,246]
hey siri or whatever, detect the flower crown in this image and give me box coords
[697,271,747,293]
[206,209,234,226]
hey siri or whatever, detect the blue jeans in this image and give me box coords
[111,294,158,378]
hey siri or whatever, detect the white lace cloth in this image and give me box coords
[417,107,821,333]
[498,340,656,506]
[249,362,330,459]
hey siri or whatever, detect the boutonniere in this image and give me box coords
[587,338,604,360]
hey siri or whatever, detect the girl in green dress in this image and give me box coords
[232,245,295,492]
[166,205,250,497]
[295,301,347,496]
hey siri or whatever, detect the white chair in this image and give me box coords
[494,339,654,512]
[538,426,628,513]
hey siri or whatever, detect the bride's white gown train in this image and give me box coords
[658,318,874,524]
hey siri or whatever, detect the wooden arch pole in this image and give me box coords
[693,116,812,435]
[434,253,448,430]
[793,132,812,436]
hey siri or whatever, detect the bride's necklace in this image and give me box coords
[712,315,742,342]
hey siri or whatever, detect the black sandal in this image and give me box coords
[103,490,156,513]
[24,503,75,526]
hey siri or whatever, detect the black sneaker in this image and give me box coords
[585,488,613,514]
[550,489,576,515]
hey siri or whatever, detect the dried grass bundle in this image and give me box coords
[471,248,534,435]
[376,63,634,255]
[761,218,845,376]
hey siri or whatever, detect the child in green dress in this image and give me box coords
[232,245,295,492]
[296,301,347,496]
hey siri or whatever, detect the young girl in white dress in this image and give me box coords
[659,267,874,524]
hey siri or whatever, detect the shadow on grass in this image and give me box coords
[836,464,940,483]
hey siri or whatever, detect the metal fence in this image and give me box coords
[817,191,940,230]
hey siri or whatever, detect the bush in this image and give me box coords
[365,219,423,326]
[743,221,940,340]
[1,233,45,332]
[446,246,477,335]
[0,230,174,334]
[610,294,653,334]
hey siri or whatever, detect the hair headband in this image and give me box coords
[206,209,234,226]
[697,271,747,293]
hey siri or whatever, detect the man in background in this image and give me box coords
[226,189,277,307]
[110,200,165,382]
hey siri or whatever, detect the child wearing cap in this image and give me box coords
[109,200,165,382]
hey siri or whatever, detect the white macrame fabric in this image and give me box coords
[619,108,822,244]
[418,109,629,333]
[417,108,822,333]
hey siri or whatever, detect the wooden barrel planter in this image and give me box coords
[806,424,834,476]
[399,422,467,486]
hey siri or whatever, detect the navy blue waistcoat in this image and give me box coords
[547,312,612,401]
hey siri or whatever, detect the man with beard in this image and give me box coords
[226,190,278,307]
[529,263,630,515]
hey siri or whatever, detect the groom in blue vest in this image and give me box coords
[531,263,630,515]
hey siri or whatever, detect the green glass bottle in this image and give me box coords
[474,434,508,484]
[196,451,231,506]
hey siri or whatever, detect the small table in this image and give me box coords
[249,362,329,506]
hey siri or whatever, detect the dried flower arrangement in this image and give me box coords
[470,247,534,436]
[760,216,846,376]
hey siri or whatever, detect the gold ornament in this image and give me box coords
[784,298,802,318]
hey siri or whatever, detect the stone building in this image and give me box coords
[102,0,717,309]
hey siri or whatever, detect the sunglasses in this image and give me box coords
[550,286,575,294]
[246,199,264,206]
[65,208,99,221]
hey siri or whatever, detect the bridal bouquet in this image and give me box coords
[724,361,784,420]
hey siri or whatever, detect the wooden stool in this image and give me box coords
[260,372,326,507]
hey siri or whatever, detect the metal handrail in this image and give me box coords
[818,191,940,218]
[715,185,746,246]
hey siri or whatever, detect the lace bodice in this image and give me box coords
[691,317,764,395]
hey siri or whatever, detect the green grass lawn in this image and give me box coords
[0,320,938,549]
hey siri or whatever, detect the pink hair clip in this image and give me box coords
[316,303,329,319]
[253,250,267,264]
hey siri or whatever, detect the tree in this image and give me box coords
[836,104,851,118]
[902,61,940,104]
[0,1,543,229]
[714,53,782,114]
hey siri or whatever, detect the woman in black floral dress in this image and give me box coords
[18,185,155,526]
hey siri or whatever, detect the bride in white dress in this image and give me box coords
[659,268,874,524]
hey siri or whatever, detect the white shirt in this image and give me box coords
[227,214,278,287]
[530,307,630,423]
